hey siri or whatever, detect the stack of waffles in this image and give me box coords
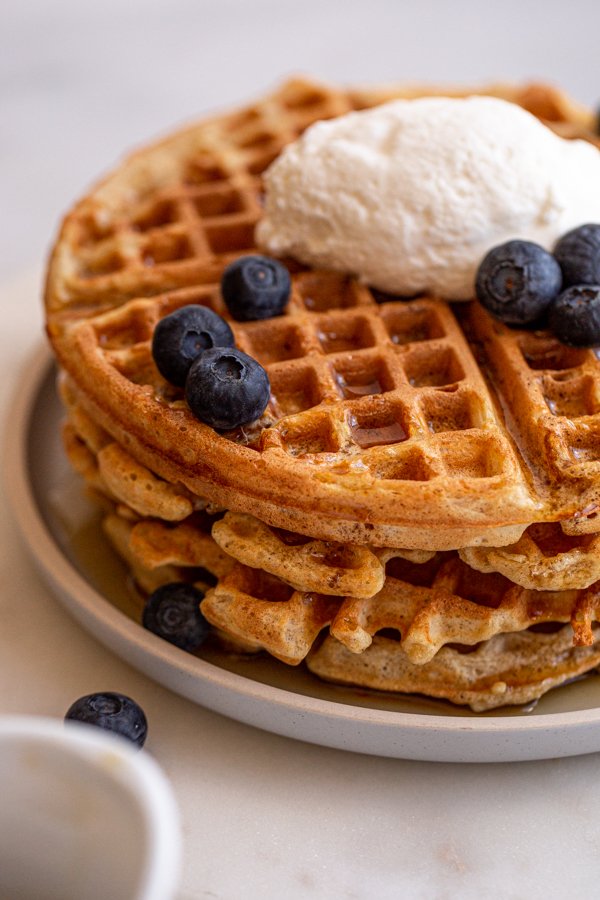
[45,78,600,711]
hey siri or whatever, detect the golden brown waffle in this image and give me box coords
[101,504,600,710]
[47,79,596,315]
[62,418,204,522]
[62,421,111,500]
[465,303,600,533]
[67,390,598,680]
[200,554,600,666]
[64,402,600,597]
[51,274,537,548]
[62,404,234,584]
[103,512,183,595]
[58,372,111,454]
[127,517,233,578]
[63,395,600,609]
[47,77,600,711]
[89,419,600,711]
[102,509,232,595]
[199,564,341,666]
[61,405,438,585]
[69,430,600,614]
[45,77,600,550]
[307,628,600,712]
[60,375,224,517]
[211,511,434,598]
[461,523,600,591]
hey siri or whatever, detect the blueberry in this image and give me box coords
[65,692,147,748]
[221,255,291,321]
[475,240,562,325]
[549,285,600,347]
[142,582,209,651]
[152,305,234,386]
[185,347,270,429]
[554,224,600,287]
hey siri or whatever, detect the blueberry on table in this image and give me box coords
[221,255,291,321]
[549,285,600,347]
[152,305,234,386]
[65,692,147,748]
[143,582,209,651]
[185,347,270,429]
[475,240,562,325]
[554,224,600,287]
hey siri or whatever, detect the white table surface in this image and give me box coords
[3,2,600,897]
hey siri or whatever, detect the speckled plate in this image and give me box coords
[6,345,600,762]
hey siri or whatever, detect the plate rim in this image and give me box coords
[6,342,600,760]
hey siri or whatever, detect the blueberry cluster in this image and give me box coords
[475,224,600,346]
[152,255,291,429]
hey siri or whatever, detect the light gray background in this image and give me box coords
[2,0,600,281]
[3,3,600,898]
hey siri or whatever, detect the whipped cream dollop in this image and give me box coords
[256,96,600,300]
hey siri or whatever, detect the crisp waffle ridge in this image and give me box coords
[307,628,600,712]
[63,405,600,595]
[199,554,600,666]
[461,523,600,591]
[211,512,434,598]
[100,503,600,711]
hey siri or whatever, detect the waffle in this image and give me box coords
[99,493,600,710]
[62,421,111,501]
[63,410,599,596]
[45,76,600,711]
[101,509,260,656]
[307,629,600,712]
[200,554,600,666]
[61,402,432,574]
[460,523,600,591]
[464,303,600,535]
[211,512,434,598]
[45,78,600,550]
[61,357,600,704]
[348,80,597,135]
[128,517,233,578]
[101,489,600,711]
[69,396,600,708]
[102,512,183,595]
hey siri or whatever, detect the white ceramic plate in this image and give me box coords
[6,345,600,763]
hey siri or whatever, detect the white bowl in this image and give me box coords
[0,716,180,900]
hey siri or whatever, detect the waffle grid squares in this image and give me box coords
[379,304,447,345]
[84,278,519,487]
[541,374,599,419]
[47,76,600,543]
[468,304,600,491]
[61,82,354,298]
[91,82,343,250]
